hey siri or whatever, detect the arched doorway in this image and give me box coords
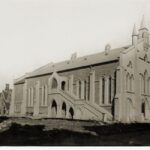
[69,107,74,119]
[51,100,57,118]
[61,81,66,91]
[126,99,134,122]
[52,78,58,89]
[62,102,66,118]
[141,99,149,120]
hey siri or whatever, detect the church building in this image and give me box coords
[10,17,150,123]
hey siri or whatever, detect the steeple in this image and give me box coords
[132,24,138,46]
[140,15,146,29]
[132,24,137,36]
[138,15,149,43]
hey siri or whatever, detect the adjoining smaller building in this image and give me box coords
[0,84,12,116]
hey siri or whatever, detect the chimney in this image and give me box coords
[5,84,9,91]
[105,44,111,55]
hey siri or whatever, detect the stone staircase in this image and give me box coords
[54,89,113,122]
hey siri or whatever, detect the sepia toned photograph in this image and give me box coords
[0,0,150,146]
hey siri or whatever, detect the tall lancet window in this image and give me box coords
[126,73,129,91]
[130,75,134,92]
[79,80,81,99]
[141,75,144,94]
[109,76,112,104]
[144,70,148,94]
[102,77,105,104]
[84,80,87,100]
[52,78,58,89]
[42,85,47,106]
[147,77,150,95]
[87,76,90,101]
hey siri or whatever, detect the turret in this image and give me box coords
[138,15,149,42]
[105,44,111,55]
[5,84,9,91]
[132,24,138,46]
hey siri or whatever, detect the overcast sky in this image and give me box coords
[0,0,150,90]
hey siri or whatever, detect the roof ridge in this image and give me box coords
[14,45,130,84]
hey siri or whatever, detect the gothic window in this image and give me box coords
[141,75,144,94]
[130,75,134,92]
[141,102,145,115]
[144,70,148,94]
[43,86,46,105]
[41,85,47,106]
[126,73,129,91]
[129,75,131,91]
[84,80,87,100]
[114,71,117,96]
[30,88,32,106]
[67,80,69,91]
[87,76,90,101]
[109,76,111,104]
[79,80,81,99]
[102,77,105,104]
[147,77,150,95]
[52,78,58,89]
[61,81,66,91]
[28,88,31,107]
[31,87,34,106]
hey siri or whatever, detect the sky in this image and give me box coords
[0,0,150,91]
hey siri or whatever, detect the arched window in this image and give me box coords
[147,77,150,94]
[31,87,34,106]
[30,88,32,106]
[126,73,129,91]
[130,75,134,92]
[28,88,31,107]
[102,77,105,104]
[87,76,90,100]
[67,80,69,91]
[61,81,66,91]
[144,70,148,94]
[42,85,47,106]
[84,80,87,100]
[114,71,117,95]
[141,102,145,115]
[52,78,58,89]
[27,88,30,107]
[140,75,144,94]
[109,76,111,104]
[79,80,81,99]
[43,86,46,105]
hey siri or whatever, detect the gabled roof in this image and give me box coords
[14,46,130,84]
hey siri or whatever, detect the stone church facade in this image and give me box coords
[10,17,150,123]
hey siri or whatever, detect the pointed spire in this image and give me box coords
[132,24,137,35]
[140,15,146,29]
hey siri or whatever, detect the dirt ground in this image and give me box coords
[0,117,150,146]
